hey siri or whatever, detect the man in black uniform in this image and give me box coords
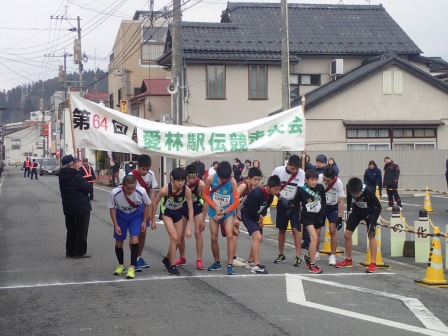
[192,160,205,180]
[383,156,402,211]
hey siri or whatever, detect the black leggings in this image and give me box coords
[386,186,401,207]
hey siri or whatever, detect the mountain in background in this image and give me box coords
[0,69,108,123]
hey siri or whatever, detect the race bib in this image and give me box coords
[165,198,183,210]
[213,193,231,207]
[305,200,321,213]
[355,201,368,209]
[280,184,297,200]
[325,191,337,205]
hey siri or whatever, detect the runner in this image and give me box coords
[272,155,305,267]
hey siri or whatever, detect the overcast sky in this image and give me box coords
[0,0,447,92]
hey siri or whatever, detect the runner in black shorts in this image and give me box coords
[176,165,208,270]
[335,177,382,273]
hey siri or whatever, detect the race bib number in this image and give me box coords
[280,184,297,200]
[355,201,368,209]
[165,198,183,210]
[305,200,321,213]
[213,193,231,207]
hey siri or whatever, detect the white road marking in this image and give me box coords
[0,272,394,290]
[286,274,448,335]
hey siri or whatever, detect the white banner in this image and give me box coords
[71,95,305,159]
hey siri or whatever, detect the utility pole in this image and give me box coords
[40,98,45,157]
[76,16,83,96]
[171,0,183,168]
[281,0,290,111]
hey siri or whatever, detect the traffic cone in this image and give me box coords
[319,220,343,255]
[263,207,273,226]
[415,227,448,287]
[375,186,381,200]
[423,186,435,213]
[360,226,390,268]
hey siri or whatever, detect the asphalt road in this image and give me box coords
[1,167,448,336]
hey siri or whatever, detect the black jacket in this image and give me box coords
[383,162,400,187]
[59,167,92,216]
[364,166,382,190]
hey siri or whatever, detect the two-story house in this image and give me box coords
[157,3,448,152]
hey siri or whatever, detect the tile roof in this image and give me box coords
[131,79,171,101]
[290,53,448,110]
[159,2,422,63]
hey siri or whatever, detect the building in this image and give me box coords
[157,3,448,150]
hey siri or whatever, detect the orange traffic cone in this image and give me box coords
[423,186,435,213]
[319,220,343,255]
[415,227,448,287]
[360,226,390,268]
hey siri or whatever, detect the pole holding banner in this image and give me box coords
[68,90,77,155]
[301,95,306,170]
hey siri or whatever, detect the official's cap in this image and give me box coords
[83,158,88,162]
[316,154,327,163]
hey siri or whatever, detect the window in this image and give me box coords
[118,89,122,103]
[142,27,167,43]
[130,106,139,117]
[347,143,390,151]
[383,71,403,95]
[346,129,389,138]
[249,65,267,99]
[393,143,436,150]
[289,75,300,100]
[299,74,320,85]
[141,27,167,65]
[206,65,226,99]
[393,128,436,138]
[141,44,165,65]
[12,139,20,149]
[109,93,114,109]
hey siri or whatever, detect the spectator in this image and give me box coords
[314,154,328,174]
[383,157,402,211]
[304,155,314,172]
[192,160,205,180]
[233,158,244,182]
[253,160,261,169]
[0,160,4,177]
[328,158,339,176]
[241,159,252,180]
[59,155,93,259]
[364,160,382,192]
[446,159,448,190]
[30,159,39,180]
[206,161,219,179]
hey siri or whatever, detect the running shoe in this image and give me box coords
[304,254,311,269]
[137,257,150,268]
[134,264,142,272]
[227,264,235,275]
[335,259,354,268]
[274,254,286,264]
[232,258,246,267]
[207,261,222,271]
[294,256,303,267]
[126,267,136,279]
[196,260,205,270]
[251,265,269,274]
[113,265,126,275]
[328,255,336,266]
[162,257,171,271]
[168,266,181,276]
[245,261,254,269]
[175,257,187,266]
[366,262,377,273]
[309,264,323,274]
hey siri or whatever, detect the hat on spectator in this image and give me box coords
[316,154,327,163]
[82,158,88,162]
[62,155,77,165]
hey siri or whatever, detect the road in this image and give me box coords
[1,167,448,336]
